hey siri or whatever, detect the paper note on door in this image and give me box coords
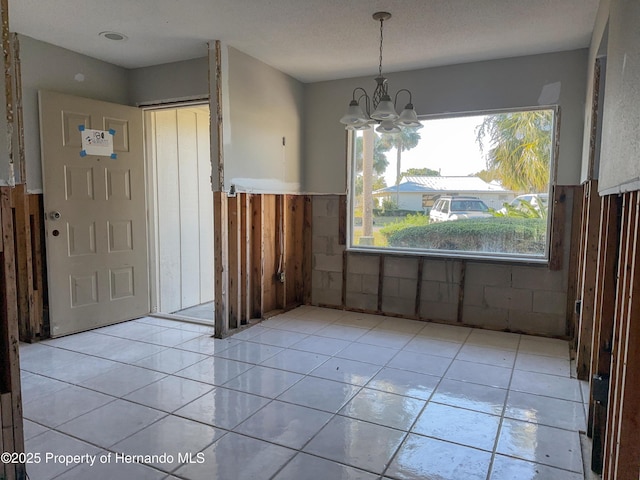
[81,129,114,156]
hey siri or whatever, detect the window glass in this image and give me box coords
[349,108,555,259]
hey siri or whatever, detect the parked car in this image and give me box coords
[500,193,549,214]
[429,196,492,223]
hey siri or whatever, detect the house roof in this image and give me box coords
[374,176,510,195]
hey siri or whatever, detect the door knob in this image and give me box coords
[49,211,61,220]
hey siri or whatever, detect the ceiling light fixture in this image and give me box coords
[99,31,128,41]
[340,12,421,134]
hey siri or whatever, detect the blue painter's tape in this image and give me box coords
[108,129,116,136]
[110,153,118,159]
[78,125,85,132]
[80,150,87,157]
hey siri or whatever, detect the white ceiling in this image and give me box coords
[9,0,599,83]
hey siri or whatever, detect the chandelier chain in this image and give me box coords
[378,17,384,77]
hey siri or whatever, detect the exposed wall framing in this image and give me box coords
[214,193,311,337]
[586,194,620,473]
[600,190,640,480]
[1,187,26,480]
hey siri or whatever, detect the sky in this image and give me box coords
[381,114,490,187]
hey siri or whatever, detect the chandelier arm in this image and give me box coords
[352,87,371,116]
[393,89,413,108]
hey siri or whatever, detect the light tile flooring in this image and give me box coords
[20,306,589,480]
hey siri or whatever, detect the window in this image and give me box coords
[348,107,556,260]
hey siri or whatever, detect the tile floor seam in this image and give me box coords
[378,335,461,479]
[485,330,522,480]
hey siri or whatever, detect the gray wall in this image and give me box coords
[597,0,640,195]
[128,56,209,106]
[304,50,588,194]
[220,46,305,193]
[19,34,129,192]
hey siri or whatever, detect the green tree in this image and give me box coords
[402,167,439,177]
[379,127,422,204]
[475,110,553,192]
[354,134,391,175]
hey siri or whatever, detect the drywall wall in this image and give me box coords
[18,34,129,192]
[304,50,588,194]
[219,45,304,194]
[128,56,209,106]
[598,0,640,195]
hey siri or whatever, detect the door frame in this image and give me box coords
[142,100,214,323]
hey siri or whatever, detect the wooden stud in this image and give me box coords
[274,195,285,309]
[414,256,424,318]
[302,195,313,305]
[210,40,224,191]
[29,194,44,339]
[457,260,467,323]
[566,185,584,339]
[213,192,229,338]
[227,194,240,329]
[285,195,304,307]
[338,194,347,246]
[241,193,249,324]
[262,195,277,313]
[588,194,621,473]
[250,195,263,318]
[377,255,384,313]
[549,185,567,270]
[576,179,601,380]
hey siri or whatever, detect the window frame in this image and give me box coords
[346,105,559,264]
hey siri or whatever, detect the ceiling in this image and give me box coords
[9,0,600,83]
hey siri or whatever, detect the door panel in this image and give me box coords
[151,106,213,314]
[39,91,149,337]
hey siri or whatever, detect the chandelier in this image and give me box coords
[340,12,421,134]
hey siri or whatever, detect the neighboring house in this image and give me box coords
[373,175,514,212]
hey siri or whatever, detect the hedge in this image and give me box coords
[387,217,547,255]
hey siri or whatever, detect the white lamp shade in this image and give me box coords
[376,120,401,134]
[340,102,368,125]
[396,104,421,127]
[370,96,398,121]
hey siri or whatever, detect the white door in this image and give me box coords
[147,106,213,314]
[39,91,149,337]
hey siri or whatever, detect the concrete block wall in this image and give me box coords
[311,196,344,306]
[311,195,571,337]
[461,263,567,335]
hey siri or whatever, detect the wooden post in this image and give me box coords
[227,194,240,329]
[241,193,249,324]
[213,192,229,338]
[250,194,263,318]
[566,185,584,339]
[302,195,312,304]
[576,179,601,379]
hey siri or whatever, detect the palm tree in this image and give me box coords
[379,127,422,205]
[475,110,553,192]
